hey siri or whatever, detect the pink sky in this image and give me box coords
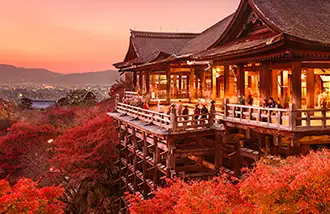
[0,0,239,73]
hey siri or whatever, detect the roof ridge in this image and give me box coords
[130,29,199,39]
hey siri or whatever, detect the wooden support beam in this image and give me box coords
[200,70,206,98]
[146,71,150,94]
[260,62,272,101]
[188,156,216,170]
[306,69,315,109]
[166,139,176,178]
[211,66,217,101]
[166,72,171,104]
[189,68,195,99]
[292,61,302,109]
[153,137,160,187]
[232,142,241,177]
[142,132,148,198]
[237,64,245,98]
[139,72,143,93]
[271,70,278,99]
[132,128,138,193]
[215,133,223,169]
[224,65,230,98]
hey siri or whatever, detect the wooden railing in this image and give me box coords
[124,90,139,99]
[222,103,290,130]
[295,109,330,131]
[116,102,172,130]
[114,95,330,132]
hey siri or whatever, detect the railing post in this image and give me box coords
[170,103,177,132]
[289,103,297,130]
[223,98,229,119]
[114,94,120,112]
[322,109,326,128]
[209,100,215,126]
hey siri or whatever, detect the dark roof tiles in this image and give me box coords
[252,0,330,45]
[178,14,234,55]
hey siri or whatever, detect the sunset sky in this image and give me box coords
[0,0,239,73]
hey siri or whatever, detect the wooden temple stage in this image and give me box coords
[110,0,330,210]
[109,93,330,208]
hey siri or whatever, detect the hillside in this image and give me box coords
[0,64,120,85]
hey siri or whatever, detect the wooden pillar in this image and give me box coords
[178,75,182,91]
[260,62,272,101]
[215,133,223,170]
[211,66,217,101]
[292,62,302,109]
[271,70,278,100]
[306,69,315,109]
[237,64,245,98]
[195,73,199,98]
[166,139,176,178]
[189,68,195,99]
[224,65,230,98]
[139,72,143,94]
[173,75,177,98]
[166,72,171,103]
[146,71,150,95]
[133,72,137,89]
[132,127,138,193]
[233,142,241,177]
[200,70,206,98]
[142,132,148,198]
[153,137,160,187]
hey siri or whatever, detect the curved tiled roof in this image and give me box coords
[178,14,234,56]
[251,0,330,45]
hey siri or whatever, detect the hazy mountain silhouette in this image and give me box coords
[0,64,120,85]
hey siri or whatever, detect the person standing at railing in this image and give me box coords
[176,100,183,115]
[182,106,189,120]
[246,94,253,106]
[142,100,149,110]
[201,104,209,125]
[268,97,278,108]
[194,104,200,124]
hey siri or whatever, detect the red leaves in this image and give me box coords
[129,150,330,214]
[0,178,64,214]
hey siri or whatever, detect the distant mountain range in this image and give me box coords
[0,64,121,85]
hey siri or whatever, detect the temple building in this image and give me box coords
[110,0,330,210]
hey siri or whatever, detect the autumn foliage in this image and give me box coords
[129,150,330,214]
[0,178,64,214]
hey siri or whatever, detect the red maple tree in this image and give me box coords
[0,178,64,214]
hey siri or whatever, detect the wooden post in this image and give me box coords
[146,71,150,95]
[237,64,245,98]
[289,103,297,130]
[139,72,143,94]
[153,137,160,187]
[115,94,119,112]
[233,142,241,177]
[271,70,278,99]
[291,62,302,109]
[132,127,138,193]
[142,132,148,198]
[260,62,272,101]
[211,66,217,101]
[215,133,223,170]
[224,65,230,98]
[166,72,171,104]
[189,68,195,99]
[166,139,176,178]
[179,75,182,91]
[173,75,178,98]
[200,70,206,98]
[306,69,315,109]
[209,100,215,125]
[133,72,137,89]
[224,98,229,119]
[170,103,177,131]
